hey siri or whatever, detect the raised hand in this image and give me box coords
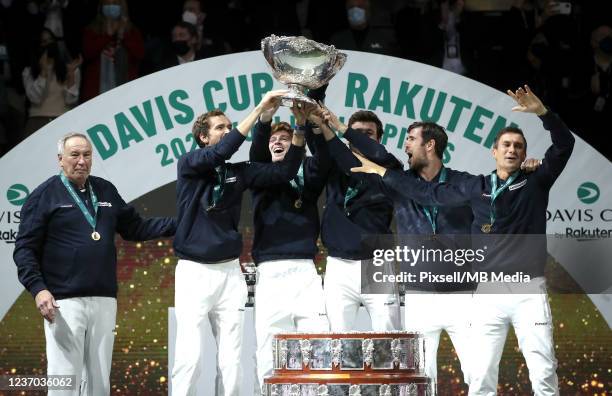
[319,103,347,133]
[258,90,289,113]
[507,85,547,116]
[291,103,308,126]
[260,98,281,123]
[306,103,325,127]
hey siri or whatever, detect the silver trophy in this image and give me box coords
[261,35,347,106]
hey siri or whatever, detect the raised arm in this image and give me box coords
[293,105,331,188]
[179,129,246,176]
[245,136,306,188]
[351,152,480,206]
[180,90,288,175]
[321,105,401,168]
[249,99,280,162]
[507,85,574,186]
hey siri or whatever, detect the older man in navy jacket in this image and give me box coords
[14,132,176,396]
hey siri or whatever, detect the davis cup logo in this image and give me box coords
[577,182,600,204]
[6,184,29,206]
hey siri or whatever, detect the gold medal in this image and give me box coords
[294,199,302,209]
[91,231,101,241]
[481,223,492,234]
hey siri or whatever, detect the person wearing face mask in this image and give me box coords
[81,0,144,102]
[145,20,224,74]
[181,0,226,58]
[22,28,81,137]
[330,0,399,56]
[154,21,200,71]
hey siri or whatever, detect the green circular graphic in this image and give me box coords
[577,182,600,204]
[7,184,30,206]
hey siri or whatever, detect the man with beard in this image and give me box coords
[350,85,573,396]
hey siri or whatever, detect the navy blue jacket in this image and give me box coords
[382,111,575,276]
[14,175,176,300]
[351,130,475,291]
[322,128,403,260]
[249,121,330,264]
[385,167,476,291]
[174,128,304,263]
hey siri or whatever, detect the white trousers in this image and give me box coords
[324,256,401,331]
[468,277,559,396]
[404,292,473,394]
[255,259,329,392]
[44,296,117,396]
[171,259,247,396]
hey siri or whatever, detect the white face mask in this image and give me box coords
[182,10,198,25]
[347,6,366,26]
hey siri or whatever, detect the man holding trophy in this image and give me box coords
[171,90,306,396]
[248,102,331,389]
[262,35,402,334]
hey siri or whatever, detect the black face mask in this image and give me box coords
[172,40,191,56]
[599,36,612,55]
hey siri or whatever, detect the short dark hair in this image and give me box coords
[348,110,384,139]
[271,121,293,135]
[407,121,448,159]
[494,126,527,150]
[174,21,197,38]
[192,109,226,147]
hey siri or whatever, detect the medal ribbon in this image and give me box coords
[210,165,227,208]
[59,172,98,230]
[488,170,520,226]
[419,167,447,234]
[344,180,363,212]
[289,161,304,196]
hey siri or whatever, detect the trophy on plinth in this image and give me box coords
[261,35,347,107]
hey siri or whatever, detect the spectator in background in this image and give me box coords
[158,21,202,72]
[502,0,539,89]
[394,0,441,65]
[181,0,226,57]
[438,0,469,75]
[526,1,587,120]
[22,28,81,137]
[81,0,143,102]
[330,0,399,56]
[586,25,612,154]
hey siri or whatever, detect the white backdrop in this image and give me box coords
[0,51,610,323]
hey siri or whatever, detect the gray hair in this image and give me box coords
[57,133,91,155]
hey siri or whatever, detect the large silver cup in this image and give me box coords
[261,35,347,106]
